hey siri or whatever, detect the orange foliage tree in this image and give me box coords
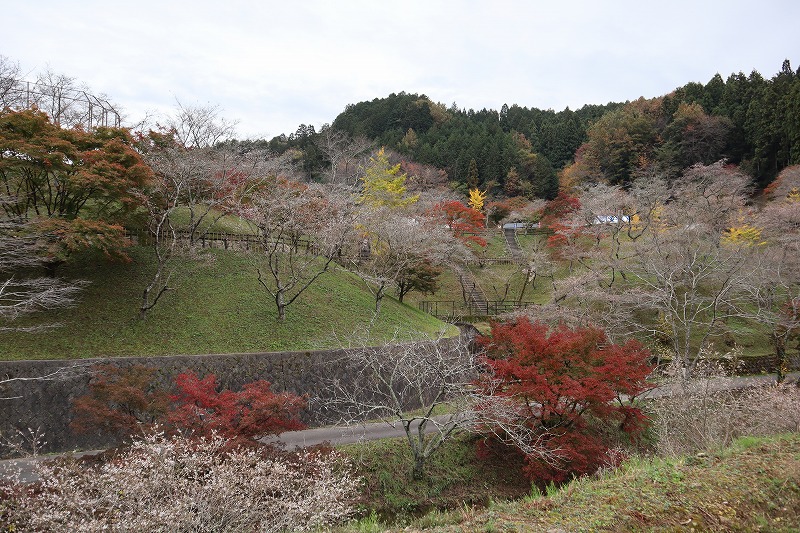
[0,108,152,272]
[540,192,581,256]
[430,200,487,247]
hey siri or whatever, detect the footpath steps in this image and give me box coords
[503,227,524,262]
[456,268,488,316]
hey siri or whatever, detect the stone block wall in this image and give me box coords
[0,344,421,455]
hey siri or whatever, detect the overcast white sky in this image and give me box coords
[3,0,798,139]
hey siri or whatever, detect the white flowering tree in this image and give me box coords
[3,432,360,532]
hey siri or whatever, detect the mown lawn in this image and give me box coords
[0,246,456,360]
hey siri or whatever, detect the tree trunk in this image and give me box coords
[44,259,64,278]
[276,291,286,321]
[411,454,426,481]
[773,331,787,383]
[518,271,531,304]
[374,284,386,314]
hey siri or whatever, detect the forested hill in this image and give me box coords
[331,93,619,199]
[251,59,799,194]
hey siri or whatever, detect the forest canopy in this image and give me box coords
[243,59,799,196]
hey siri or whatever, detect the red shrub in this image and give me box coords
[72,367,307,447]
[540,192,581,257]
[167,371,307,445]
[476,318,653,485]
[71,365,169,439]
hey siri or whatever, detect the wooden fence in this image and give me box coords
[125,229,316,253]
[419,300,536,320]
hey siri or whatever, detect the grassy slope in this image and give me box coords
[340,433,800,532]
[424,228,776,359]
[0,246,456,360]
[337,433,531,524]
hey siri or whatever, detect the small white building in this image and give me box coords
[592,215,630,225]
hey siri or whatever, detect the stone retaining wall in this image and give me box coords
[0,340,457,455]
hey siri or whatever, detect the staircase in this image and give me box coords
[455,268,488,316]
[503,227,524,262]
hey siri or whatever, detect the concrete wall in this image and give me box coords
[0,345,413,455]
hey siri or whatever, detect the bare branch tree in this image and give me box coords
[140,133,287,245]
[470,374,562,466]
[0,363,91,401]
[326,330,479,480]
[0,221,86,331]
[346,208,461,313]
[538,163,758,376]
[166,100,238,149]
[625,164,756,373]
[135,182,179,321]
[742,193,800,381]
[0,55,21,108]
[315,125,372,185]
[516,233,558,303]
[250,181,358,320]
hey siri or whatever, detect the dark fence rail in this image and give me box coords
[124,229,318,253]
[472,257,517,265]
[419,300,536,320]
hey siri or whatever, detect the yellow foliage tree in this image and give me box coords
[722,223,765,247]
[468,188,487,212]
[359,147,419,208]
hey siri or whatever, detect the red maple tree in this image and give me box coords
[430,200,487,247]
[540,192,581,254]
[167,371,307,446]
[71,365,170,439]
[72,367,307,448]
[476,318,653,485]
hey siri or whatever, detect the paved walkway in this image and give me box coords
[0,418,444,484]
[503,227,524,261]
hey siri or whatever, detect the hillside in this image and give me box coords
[0,246,456,361]
[246,60,800,193]
[341,433,800,532]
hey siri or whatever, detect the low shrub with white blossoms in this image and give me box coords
[2,431,360,532]
[647,355,800,456]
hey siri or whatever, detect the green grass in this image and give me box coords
[335,432,530,528]
[339,433,800,532]
[168,206,259,234]
[1,246,457,360]
[475,234,510,259]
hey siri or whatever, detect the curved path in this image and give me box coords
[0,418,441,484]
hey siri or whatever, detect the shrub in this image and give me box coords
[647,357,800,456]
[70,364,169,439]
[168,371,307,446]
[3,432,359,532]
[72,367,307,447]
[475,318,653,486]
